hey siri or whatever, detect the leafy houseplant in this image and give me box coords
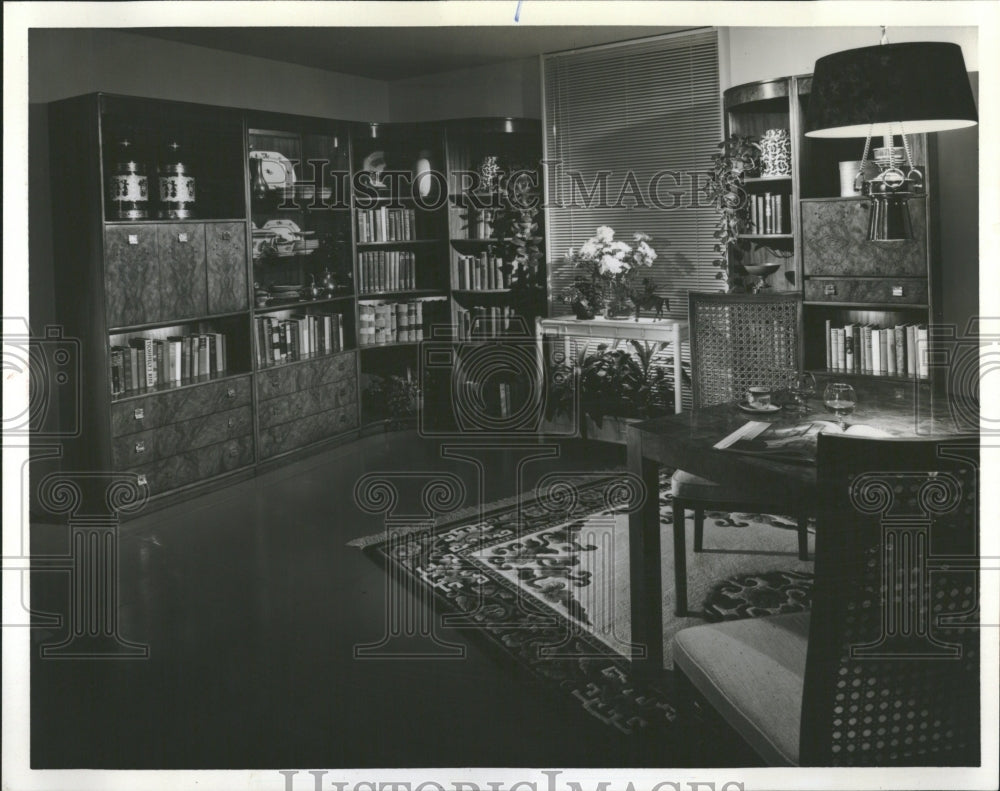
[363,373,421,424]
[490,174,545,293]
[705,135,759,292]
[559,226,659,320]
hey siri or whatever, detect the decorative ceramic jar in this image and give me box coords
[158,141,196,219]
[108,139,149,220]
[758,128,792,177]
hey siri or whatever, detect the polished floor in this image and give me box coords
[30,432,705,769]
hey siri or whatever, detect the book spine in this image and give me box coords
[825,319,832,370]
[844,324,854,373]
[894,325,906,376]
[917,326,929,378]
[886,328,897,376]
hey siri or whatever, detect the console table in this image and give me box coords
[536,315,689,414]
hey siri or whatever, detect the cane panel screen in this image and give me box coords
[689,292,802,408]
[803,436,980,766]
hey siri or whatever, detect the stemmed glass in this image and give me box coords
[823,382,857,428]
[785,372,817,413]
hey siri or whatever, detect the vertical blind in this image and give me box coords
[543,30,723,319]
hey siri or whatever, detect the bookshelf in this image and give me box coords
[723,76,940,386]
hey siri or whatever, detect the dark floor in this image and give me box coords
[30,432,719,769]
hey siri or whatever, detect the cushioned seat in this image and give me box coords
[673,611,810,766]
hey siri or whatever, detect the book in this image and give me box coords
[715,420,892,464]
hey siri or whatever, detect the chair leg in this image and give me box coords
[693,506,705,552]
[672,499,688,617]
[797,513,809,561]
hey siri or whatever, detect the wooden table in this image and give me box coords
[625,387,961,673]
[536,315,689,414]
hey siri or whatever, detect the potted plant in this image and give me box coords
[363,373,422,428]
[704,135,759,292]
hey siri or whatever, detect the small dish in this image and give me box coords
[249,151,295,187]
[737,400,780,414]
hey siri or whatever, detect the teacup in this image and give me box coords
[747,386,772,409]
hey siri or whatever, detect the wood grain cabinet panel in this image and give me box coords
[801,199,927,276]
[111,405,252,468]
[157,224,208,319]
[206,223,248,314]
[104,225,160,327]
[125,435,254,497]
[110,376,252,436]
[259,404,359,459]
[804,277,928,306]
[256,351,356,401]
[258,377,357,429]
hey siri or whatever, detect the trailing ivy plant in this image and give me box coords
[704,135,759,292]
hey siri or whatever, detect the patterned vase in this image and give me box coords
[759,128,792,178]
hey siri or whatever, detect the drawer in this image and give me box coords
[804,278,928,305]
[256,350,356,401]
[259,403,359,459]
[126,435,254,497]
[258,377,357,430]
[111,405,252,469]
[801,199,927,277]
[110,376,252,436]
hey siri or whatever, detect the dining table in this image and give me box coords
[624,382,965,675]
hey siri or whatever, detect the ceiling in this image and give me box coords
[134,26,687,81]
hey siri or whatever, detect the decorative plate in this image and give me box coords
[249,151,295,187]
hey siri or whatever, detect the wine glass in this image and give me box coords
[786,372,817,413]
[824,382,857,428]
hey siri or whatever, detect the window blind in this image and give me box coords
[542,30,723,319]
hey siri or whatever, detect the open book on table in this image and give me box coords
[713,420,891,464]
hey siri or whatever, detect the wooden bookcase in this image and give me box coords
[47,93,546,509]
[723,76,940,388]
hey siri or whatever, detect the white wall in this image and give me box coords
[388,57,541,121]
[29,28,390,119]
[723,26,978,88]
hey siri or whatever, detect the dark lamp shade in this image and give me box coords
[805,42,978,138]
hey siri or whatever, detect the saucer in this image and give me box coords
[738,401,780,414]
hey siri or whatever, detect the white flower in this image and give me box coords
[579,239,600,259]
[609,240,631,256]
[635,241,657,265]
[595,226,615,243]
[599,254,626,275]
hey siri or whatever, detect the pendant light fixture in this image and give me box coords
[805,29,977,241]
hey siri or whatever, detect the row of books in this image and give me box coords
[256,313,346,367]
[358,301,426,345]
[454,253,508,291]
[357,251,416,294]
[356,207,418,243]
[463,210,494,240]
[455,305,519,340]
[824,321,929,378]
[749,192,788,235]
[110,334,227,395]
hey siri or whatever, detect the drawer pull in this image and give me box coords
[134,407,145,420]
[221,230,232,241]
[136,474,148,487]
[339,414,347,423]
[892,285,904,297]
[227,387,236,398]
[178,232,189,243]
[339,387,347,398]
[227,417,235,428]
[269,374,280,387]
[135,440,146,454]
[128,234,139,245]
[228,447,238,458]
[823,284,837,297]
[337,361,346,372]
[272,405,278,415]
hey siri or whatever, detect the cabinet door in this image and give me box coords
[206,222,248,314]
[104,226,160,328]
[801,199,927,276]
[157,224,207,320]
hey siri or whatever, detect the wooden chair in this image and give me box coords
[671,292,808,615]
[673,435,980,765]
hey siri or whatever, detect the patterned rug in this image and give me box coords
[352,470,814,736]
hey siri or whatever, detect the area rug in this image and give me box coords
[351,470,814,735]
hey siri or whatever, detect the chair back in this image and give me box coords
[801,434,980,766]
[688,292,802,409]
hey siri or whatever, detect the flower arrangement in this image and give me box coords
[561,226,659,319]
